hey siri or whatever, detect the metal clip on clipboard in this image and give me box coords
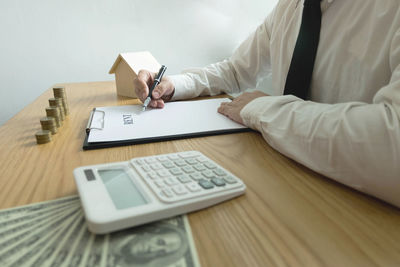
[86,108,105,133]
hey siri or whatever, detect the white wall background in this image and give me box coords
[0,0,278,126]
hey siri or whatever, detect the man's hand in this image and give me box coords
[133,69,175,108]
[218,91,268,124]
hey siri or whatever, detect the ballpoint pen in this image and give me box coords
[142,65,167,111]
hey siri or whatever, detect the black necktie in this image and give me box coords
[283,0,322,99]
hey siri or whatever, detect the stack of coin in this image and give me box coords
[48,98,65,121]
[53,87,69,115]
[35,130,52,144]
[45,106,62,128]
[34,85,70,146]
[40,117,57,134]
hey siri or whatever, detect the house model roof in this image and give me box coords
[109,51,161,74]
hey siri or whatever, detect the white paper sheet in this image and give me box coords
[87,98,247,143]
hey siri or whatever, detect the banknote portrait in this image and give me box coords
[112,222,189,267]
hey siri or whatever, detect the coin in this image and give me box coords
[45,107,62,128]
[35,130,52,144]
[40,117,57,134]
[53,87,69,115]
[53,87,66,97]
[49,98,65,121]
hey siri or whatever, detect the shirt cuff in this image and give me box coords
[168,74,196,101]
[240,95,301,131]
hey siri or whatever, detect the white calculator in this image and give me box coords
[74,151,246,234]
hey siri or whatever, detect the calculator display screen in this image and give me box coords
[98,169,147,210]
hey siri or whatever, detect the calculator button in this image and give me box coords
[141,166,151,172]
[147,172,158,179]
[204,162,217,169]
[211,177,226,187]
[170,168,183,176]
[186,183,202,192]
[213,168,226,176]
[185,158,197,165]
[202,170,215,179]
[161,188,174,198]
[198,179,214,189]
[145,158,157,164]
[172,185,188,195]
[179,151,199,158]
[165,177,179,186]
[150,163,163,170]
[157,170,170,177]
[190,173,203,181]
[194,164,206,171]
[174,159,187,167]
[154,180,166,188]
[177,175,192,183]
[162,162,175,169]
[130,151,243,203]
[134,159,144,165]
[197,157,208,163]
[157,156,168,162]
[223,175,237,184]
[182,166,195,173]
[168,154,180,160]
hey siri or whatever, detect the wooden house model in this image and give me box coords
[109,51,160,98]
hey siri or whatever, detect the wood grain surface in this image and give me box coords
[0,81,399,266]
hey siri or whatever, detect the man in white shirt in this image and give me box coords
[133,0,400,207]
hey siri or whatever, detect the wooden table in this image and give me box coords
[0,81,399,266]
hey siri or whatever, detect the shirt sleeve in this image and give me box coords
[169,9,275,101]
[240,28,400,208]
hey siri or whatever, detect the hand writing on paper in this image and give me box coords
[218,91,268,125]
[134,70,175,108]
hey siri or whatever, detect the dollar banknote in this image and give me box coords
[53,215,200,267]
[0,195,78,223]
[100,216,199,267]
[46,213,86,267]
[0,196,200,267]
[6,211,81,267]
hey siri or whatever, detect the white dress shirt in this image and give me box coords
[169,0,400,207]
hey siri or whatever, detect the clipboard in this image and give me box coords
[83,98,251,150]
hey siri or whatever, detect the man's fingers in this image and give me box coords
[218,102,230,114]
[150,100,158,108]
[136,70,155,101]
[218,101,244,125]
[153,81,173,100]
[218,105,233,120]
[137,70,154,85]
[149,99,165,108]
[156,99,165,108]
[135,71,174,109]
[134,79,149,101]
